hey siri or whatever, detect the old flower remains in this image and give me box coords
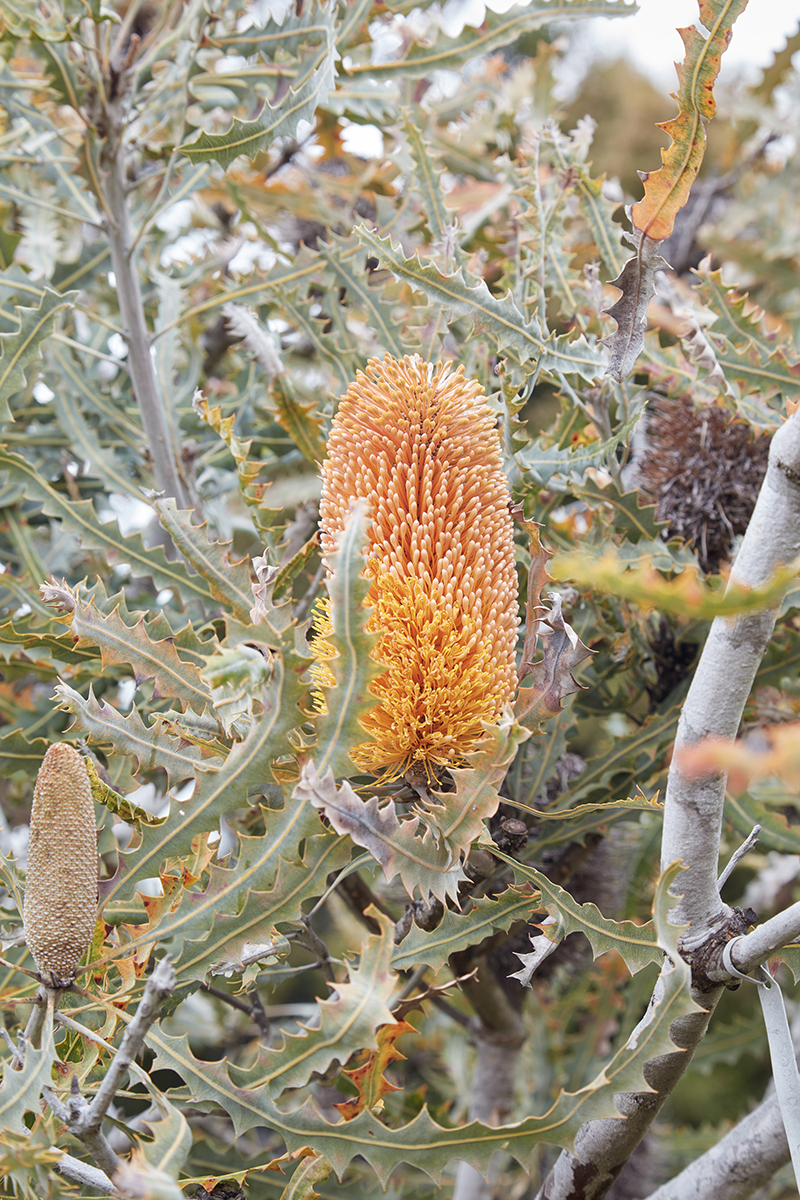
[318,355,519,779]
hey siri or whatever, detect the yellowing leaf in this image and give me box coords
[631,0,749,243]
[336,1019,414,1120]
[550,547,799,619]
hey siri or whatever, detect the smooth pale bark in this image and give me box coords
[722,901,800,980]
[661,412,800,928]
[53,1153,118,1196]
[644,1093,787,1200]
[535,414,800,1200]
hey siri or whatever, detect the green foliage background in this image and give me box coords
[0,1,798,1197]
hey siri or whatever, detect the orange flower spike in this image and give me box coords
[319,354,519,779]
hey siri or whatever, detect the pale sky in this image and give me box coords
[558,0,800,92]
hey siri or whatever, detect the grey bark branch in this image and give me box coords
[643,1092,788,1200]
[661,412,800,928]
[98,75,189,509]
[535,414,800,1200]
[644,1004,800,1200]
[43,957,175,1181]
[720,902,800,979]
[53,1151,119,1196]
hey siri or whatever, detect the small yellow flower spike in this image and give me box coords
[319,354,519,778]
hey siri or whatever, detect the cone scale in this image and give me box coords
[23,744,98,986]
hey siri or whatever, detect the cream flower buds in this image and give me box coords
[23,744,98,986]
[319,354,519,778]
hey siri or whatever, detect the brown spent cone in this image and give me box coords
[23,743,98,986]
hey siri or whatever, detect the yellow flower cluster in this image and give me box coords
[319,354,519,779]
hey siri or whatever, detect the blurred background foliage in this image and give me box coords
[0,1,798,1197]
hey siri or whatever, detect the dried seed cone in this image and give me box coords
[320,354,519,778]
[23,744,98,985]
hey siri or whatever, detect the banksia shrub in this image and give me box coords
[319,354,519,779]
[23,744,98,986]
[639,397,770,574]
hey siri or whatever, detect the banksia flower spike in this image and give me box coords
[319,354,519,780]
[23,744,98,987]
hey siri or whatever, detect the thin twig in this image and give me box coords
[299,918,336,985]
[53,1152,118,1196]
[43,957,176,1177]
[718,824,761,890]
[202,982,273,1043]
[391,965,428,1009]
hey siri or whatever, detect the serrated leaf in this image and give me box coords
[99,647,310,908]
[243,912,396,1093]
[145,864,699,1184]
[697,267,800,413]
[202,642,271,737]
[400,113,452,245]
[491,848,660,976]
[49,383,143,499]
[631,0,748,243]
[0,287,76,421]
[85,756,163,827]
[278,1154,334,1200]
[342,2,635,81]
[135,1079,192,1183]
[318,243,404,358]
[104,794,349,987]
[550,547,799,620]
[554,692,684,813]
[605,224,670,383]
[390,887,536,973]
[336,1019,413,1120]
[178,5,337,167]
[56,683,223,784]
[312,501,383,779]
[530,794,664,856]
[425,712,529,855]
[154,499,255,624]
[276,292,359,391]
[546,135,624,277]
[358,227,606,380]
[269,375,327,465]
[517,594,592,729]
[0,1127,63,1198]
[0,448,219,606]
[508,705,571,810]
[295,762,466,903]
[515,524,591,729]
[0,1008,55,1135]
[48,339,143,442]
[55,584,212,713]
[511,409,643,488]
